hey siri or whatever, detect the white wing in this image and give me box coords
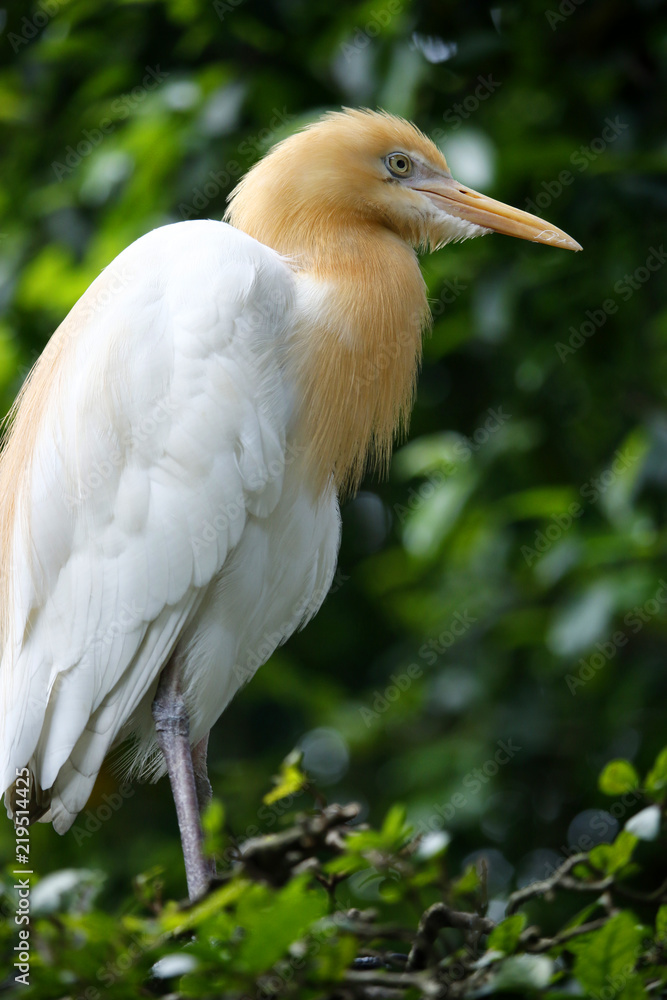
[1,220,298,830]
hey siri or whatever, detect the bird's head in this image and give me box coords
[226,108,581,261]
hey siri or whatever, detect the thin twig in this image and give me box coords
[407,902,495,971]
[614,877,667,903]
[238,802,360,885]
[522,916,612,953]
[506,852,595,914]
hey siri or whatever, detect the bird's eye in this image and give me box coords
[386,153,413,177]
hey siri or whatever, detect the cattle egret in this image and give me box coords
[1,109,580,900]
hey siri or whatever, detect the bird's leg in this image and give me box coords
[152,659,210,901]
[192,732,217,878]
[192,733,212,813]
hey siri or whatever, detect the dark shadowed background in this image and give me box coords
[0,0,665,907]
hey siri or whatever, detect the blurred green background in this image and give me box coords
[0,0,665,905]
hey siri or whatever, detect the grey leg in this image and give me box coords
[192,732,217,878]
[192,733,213,814]
[152,659,210,901]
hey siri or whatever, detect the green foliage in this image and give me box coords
[263,750,308,806]
[487,912,527,955]
[569,913,647,1000]
[588,830,638,876]
[0,0,666,995]
[599,760,641,796]
[656,905,667,943]
[646,749,667,801]
[2,752,667,997]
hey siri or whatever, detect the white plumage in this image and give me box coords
[0,111,579,892]
[2,220,339,831]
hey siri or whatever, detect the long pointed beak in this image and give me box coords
[414,175,582,252]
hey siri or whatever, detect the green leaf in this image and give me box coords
[263,750,308,805]
[614,981,652,1000]
[236,875,328,974]
[381,803,412,845]
[645,747,667,799]
[589,831,639,875]
[201,798,225,836]
[201,798,226,857]
[310,933,358,984]
[452,864,480,897]
[572,911,643,996]
[325,851,371,875]
[326,805,411,870]
[161,879,247,935]
[562,901,605,933]
[656,905,667,942]
[492,954,553,991]
[487,913,527,955]
[599,759,640,796]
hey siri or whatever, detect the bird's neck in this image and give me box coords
[289,224,430,497]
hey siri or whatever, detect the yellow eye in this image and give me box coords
[386,153,413,177]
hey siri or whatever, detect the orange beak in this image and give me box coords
[414,175,582,252]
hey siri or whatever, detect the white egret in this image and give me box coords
[0,109,580,899]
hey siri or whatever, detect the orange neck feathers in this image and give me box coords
[289,227,428,496]
[226,127,430,496]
